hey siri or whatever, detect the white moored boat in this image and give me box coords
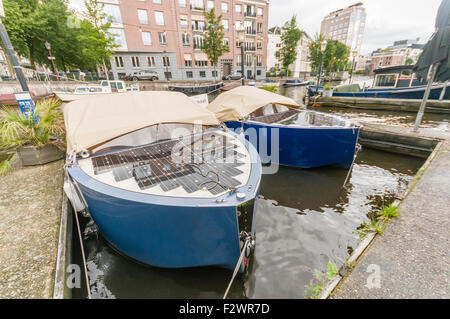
[54,80,139,102]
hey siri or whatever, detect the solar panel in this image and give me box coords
[91,131,247,195]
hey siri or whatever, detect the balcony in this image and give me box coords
[245,29,256,36]
[245,45,256,51]
[244,12,256,18]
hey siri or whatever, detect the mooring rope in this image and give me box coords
[223,236,251,299]
[65,168,92,299]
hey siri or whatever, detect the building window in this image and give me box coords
[221,2,228,12]
[182,33,190,46]
[109,29,127,48]
[153,0,162,4]
[192,0,204,10]
[235,5,241,14]
[257,22,263,33]
[192,20,206,31]
[155,11,165,26]
[164,72,172,79]
[147,56,155,67]
[199,71,206,78]
[257,7,263,16]
[163,56,170,67]
[207,0,214,10]
[193,35,204,49]
[180,17,188,29]
[142,32,152,45]
[137,9,148,24]
[178,0,186,6]
[195,60,208,67]
[186,71,193,78]
[114,56,124,68]
[222,19,229,31]
[257,70,261,76]
[257,41,262,50]
[212,70,218,77]
[131,56,140,67]
[185,60,192,66]
[236,55,242,66]
[223,38,229,47]
[158,32,167,45]
[102,4,122,24]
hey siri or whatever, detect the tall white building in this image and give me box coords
[320,2,366,55]
[267,26,312,78]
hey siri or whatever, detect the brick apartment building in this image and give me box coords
[101,0,269,81]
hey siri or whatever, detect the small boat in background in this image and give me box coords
[64,91,261,271]
[168,82,224,95]
[283,79,309,88]
[54,80,139,102]
[207,86,361,169]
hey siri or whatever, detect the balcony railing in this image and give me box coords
[245,45,256,51]
[245,29,256,35]
[244,12,256,18]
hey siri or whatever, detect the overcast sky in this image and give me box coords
[269,0,442,54]
[69,0,442,55]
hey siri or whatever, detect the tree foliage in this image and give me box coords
[275,15,303,75]
[1,0,116,72]
[201,9,229,81]
[309,33,351,73]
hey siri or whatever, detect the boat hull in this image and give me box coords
[225,121,360,169]
[67,131,262,270]
[308,84,450,100]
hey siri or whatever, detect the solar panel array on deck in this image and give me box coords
[91,131,246,195]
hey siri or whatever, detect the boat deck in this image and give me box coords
[79,130,252,198]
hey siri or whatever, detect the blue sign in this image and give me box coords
[14,92,35,118]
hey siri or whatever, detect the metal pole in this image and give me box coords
[0,22,29,91]
[241,45,245,86]
[315,52,324,95]
[48,48,59,81]
[413,63,440,132]
[439,80,448,100]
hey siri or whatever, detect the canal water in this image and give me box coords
[280,86,450,131]
[72,146,423,299]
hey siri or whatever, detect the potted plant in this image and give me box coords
[323,83,333,97]
[0,97,65,171]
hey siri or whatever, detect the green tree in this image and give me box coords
[405,58,414,65]
[78,0,117,76]
[201,8,229,82]
[275,15,303,77]
[309,34,350,73]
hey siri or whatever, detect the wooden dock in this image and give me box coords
[311,96,450,114]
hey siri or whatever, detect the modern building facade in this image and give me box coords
[367,39,424,74]
[101,0,269,81]
[267,26,312,78]
[320,2,366,55]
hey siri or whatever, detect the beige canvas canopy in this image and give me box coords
[64,91,220,154]
[207,86,299,122]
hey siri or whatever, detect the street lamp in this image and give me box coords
[45,40,59,81]
[315,40,327,95]
[237,27,245,85]
[349,50,358,84]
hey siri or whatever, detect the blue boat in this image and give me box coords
[283,79,309,88]
[63,91,262,271]
[308,65,449,100]
[207,86,361,169]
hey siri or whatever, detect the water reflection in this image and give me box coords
[72,148,422,299]
[279,86,450,130]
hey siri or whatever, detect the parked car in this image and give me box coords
[128,70,159,81]
[222,74,244,81]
